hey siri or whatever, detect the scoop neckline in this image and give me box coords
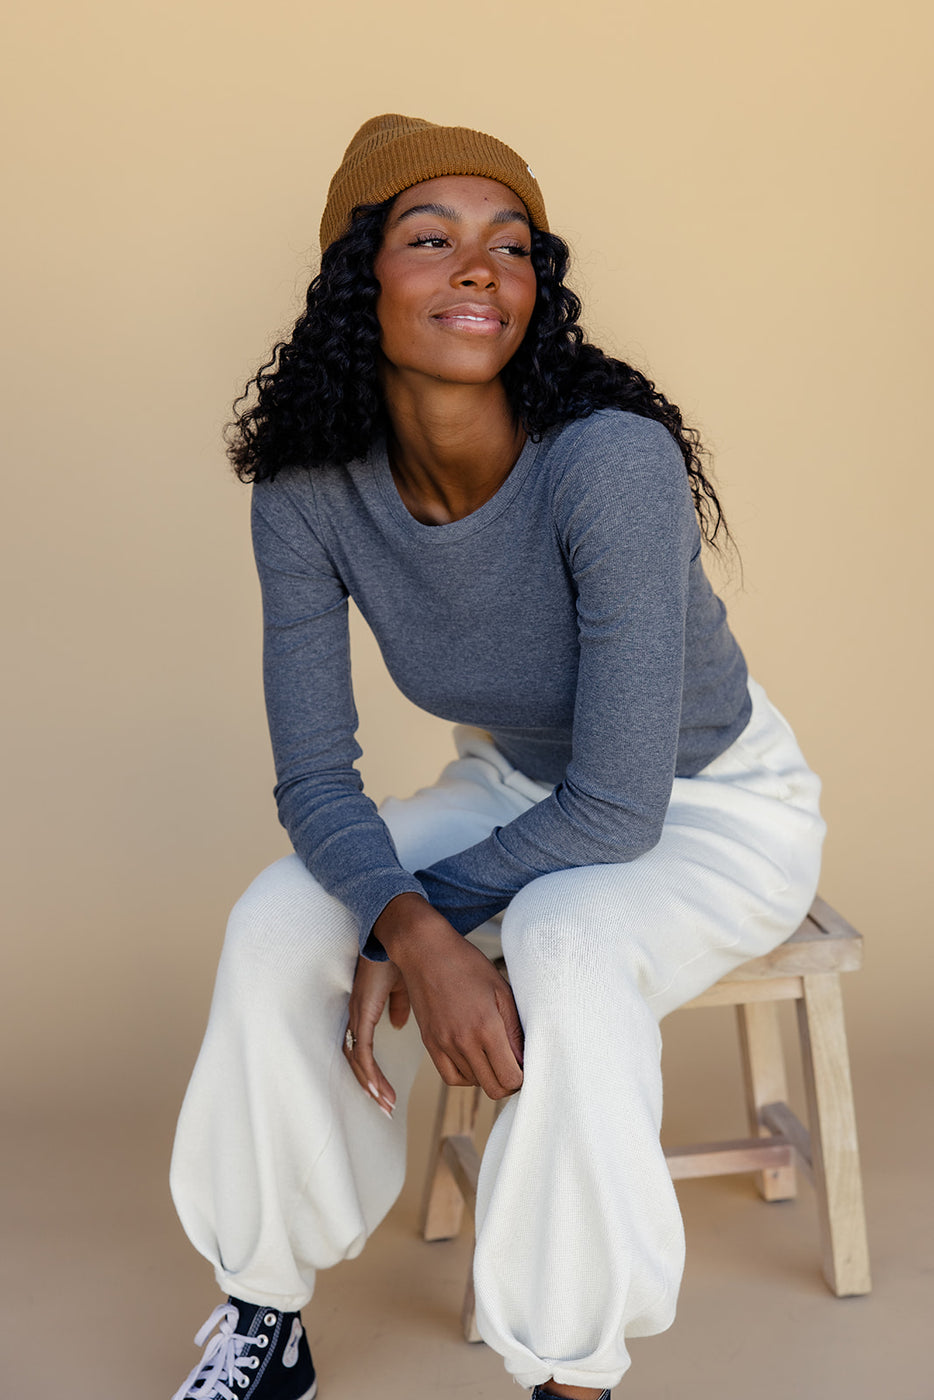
[372,432,544,543]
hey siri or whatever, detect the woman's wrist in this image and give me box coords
[372,892,452,965]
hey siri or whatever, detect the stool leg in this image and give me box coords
[419,1082,482,1241]
[796,972,871,1295]
[461,1266,482,1343]
[736,1000,798,1201]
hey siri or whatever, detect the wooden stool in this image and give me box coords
[418,895,871,1342]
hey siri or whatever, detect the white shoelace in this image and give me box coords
[171,1303,263,1400]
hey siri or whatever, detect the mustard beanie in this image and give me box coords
[319,113,548,253]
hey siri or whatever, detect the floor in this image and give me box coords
[4,1003,931,1400]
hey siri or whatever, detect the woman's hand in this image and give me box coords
[373,894,525,1101]
[343,954,411,1117]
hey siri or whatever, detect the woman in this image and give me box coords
[169,114,825,1400]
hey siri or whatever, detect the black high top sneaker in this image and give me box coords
[171,1298,317,1400]
[530,1389,610,1400]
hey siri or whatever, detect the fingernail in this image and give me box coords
[378,1102,394,1120]
[367,1082,381,1101]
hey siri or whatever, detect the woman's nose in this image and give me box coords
[451,244,498,290]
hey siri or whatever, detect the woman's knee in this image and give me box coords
[500,865,654,993]
[222,855,357,970]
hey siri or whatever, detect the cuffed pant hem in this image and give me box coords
[511,1364,630,1390]
[213,1269,313,1314]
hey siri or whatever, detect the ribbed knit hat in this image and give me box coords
[319,113,548,252]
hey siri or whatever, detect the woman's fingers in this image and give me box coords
[477,1024,524,1099]
[344,1022,396,1115]
[343,955,403,1116]
[431,1048,476,1089]
[458,1023,523,1100]
[349,1026,396,1117]
[495,980,525,1069]
[431,1036,519,1100]
[422,1006,523,1099]
[451,980,525,1098]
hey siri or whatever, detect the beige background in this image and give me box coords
[2,1,931,1397]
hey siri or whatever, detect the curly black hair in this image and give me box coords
[228,198,728,546]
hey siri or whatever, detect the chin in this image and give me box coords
[428,354,515,386]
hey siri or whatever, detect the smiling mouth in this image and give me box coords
[433,310,506,334]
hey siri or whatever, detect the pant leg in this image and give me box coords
[171,676,824,1377]
[471,680,825,1390]
[169,745,534,1311]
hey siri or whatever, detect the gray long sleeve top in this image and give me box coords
[251,409,751,959]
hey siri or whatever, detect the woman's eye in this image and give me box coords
[407,236,529,256]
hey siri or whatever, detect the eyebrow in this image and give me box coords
[392,201,530,229]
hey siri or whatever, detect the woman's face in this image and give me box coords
[372,175,538,389]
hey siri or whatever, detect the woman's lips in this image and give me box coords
[432,303,505,335]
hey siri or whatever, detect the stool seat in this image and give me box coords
[686,895,862,990]
[419,895,870,1343]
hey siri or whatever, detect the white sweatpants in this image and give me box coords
[170,679,824,1391]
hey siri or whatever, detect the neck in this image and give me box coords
[381,371,526,525]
